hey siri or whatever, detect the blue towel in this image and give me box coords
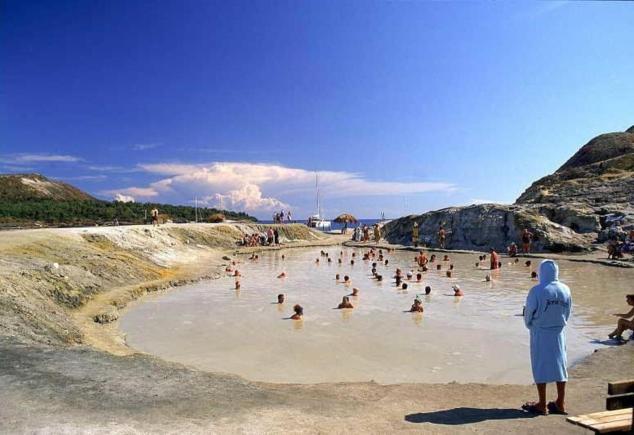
[524,260,572,383]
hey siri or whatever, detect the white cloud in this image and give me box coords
[131,143,160,151]
[105,186,159,198]
[111,162,456,215]
[114,193,135,203]
[0,153,82,164]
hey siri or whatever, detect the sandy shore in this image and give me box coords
[0,223,632,433]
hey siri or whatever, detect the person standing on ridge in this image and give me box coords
[412,222,419,247]
[438,225,446,249]
[151,207,159,226]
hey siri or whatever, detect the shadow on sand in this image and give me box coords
[405,407,537,425]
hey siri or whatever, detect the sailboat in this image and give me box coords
[307,173,331,230]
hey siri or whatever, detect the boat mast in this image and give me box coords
[315,172,320,218]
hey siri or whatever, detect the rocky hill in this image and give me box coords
[0,173,256,227]
[383,126,634,252]
[0,173,95,201]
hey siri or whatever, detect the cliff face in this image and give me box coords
[384,127,634,252]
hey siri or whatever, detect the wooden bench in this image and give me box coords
[567,380,634,433]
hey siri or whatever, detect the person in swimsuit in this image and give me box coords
[337,296,354,309]
[490,248,500,270]
[521,228,534,254]
[290,304,303,320]
[608,294,634,341]
[410,298,424,312]
[438,226,446,249]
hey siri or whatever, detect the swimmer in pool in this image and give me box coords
[475,262,479,268]
[410,298,424,312]
[525,260,532,267]
[425,286,432,295]
[277,294,285,304]
[234,270,241,277]
[277,272,287,278]
[328,258,332,263]
[351,260,355,265]
[235,281,241,289]
[416,273,422,282]
[436,264,442,271]
[531,271,538,280]
[290,304,303,320]
[335,273,341,282]
[422,265,428,272]
[337,296,354,309]
[385,259,389,266]
[282,254,285,260]
[338,258,342,264]
[485,274,491,282]
[608,294,634,341]
[343,275,350,284]
[443,255,450,261]
[446,271,452,278]
[377,274,383,281]
[351,287,359,296]
[402,283,408,290]
[453,285,464,296]
[449,264,454,270]
[406,271,413,280]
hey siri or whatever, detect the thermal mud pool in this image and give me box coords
[120,247,632,385]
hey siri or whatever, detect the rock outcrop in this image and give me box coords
[384,127,634,252]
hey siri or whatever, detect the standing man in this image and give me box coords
[522,259,572,415]
[490,248,500,270]
[412,222,419,247]
[151,207,159,226]
[521,228,534,254]
[374,224,381,242]
[438,225,446,249]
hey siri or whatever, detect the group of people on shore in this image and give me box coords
[239,228,280,247]
[272,210,292,224]
[351,224,381,242]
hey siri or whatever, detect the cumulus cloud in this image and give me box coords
[109,162,456,215]
[114,193,135,203]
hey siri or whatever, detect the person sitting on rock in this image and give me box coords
[608,294,634,341]
[337,296,354,309]
[508,242,518,257]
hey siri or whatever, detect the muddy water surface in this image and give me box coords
[120,247,632,384]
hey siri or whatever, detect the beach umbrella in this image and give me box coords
[334,213,358,224]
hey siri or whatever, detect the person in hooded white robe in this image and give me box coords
[522,259,572,415]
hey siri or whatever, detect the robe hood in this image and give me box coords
[539,260,559,285]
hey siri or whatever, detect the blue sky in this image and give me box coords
[1,0,633,219]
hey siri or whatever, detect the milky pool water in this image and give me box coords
[120,247,632,385]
